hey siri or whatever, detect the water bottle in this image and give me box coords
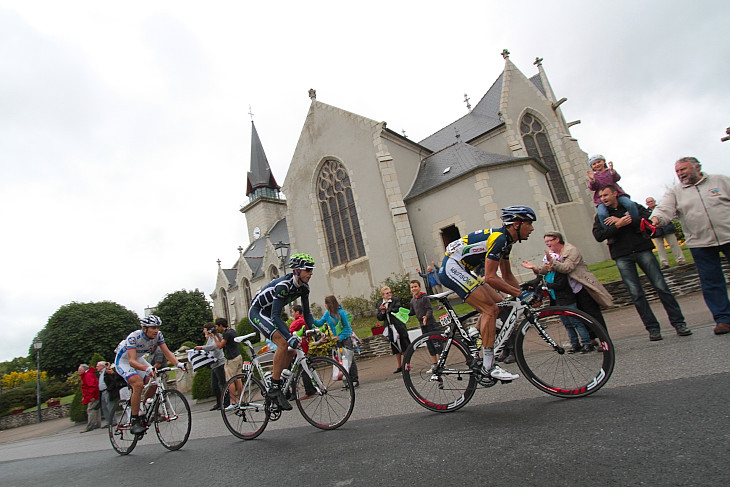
[468,326,481,343]
[263,371,272,389]
[281,368,291,383]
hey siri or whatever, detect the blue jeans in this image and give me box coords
[689,244,730,323]
[615,250,686,330]
[559,303,591,345]
[597,197,640,228]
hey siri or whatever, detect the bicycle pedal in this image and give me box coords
[499,379,514,384]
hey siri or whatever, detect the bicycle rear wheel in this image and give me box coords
[295,356,355,430]
[154,389,191,451]
[221,373,269,440]
[515,306,615,398]
[402,333,477,412]
[109,401,138,455]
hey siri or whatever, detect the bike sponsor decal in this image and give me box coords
[540,369,606,395]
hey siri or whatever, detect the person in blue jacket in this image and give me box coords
[314,295,359,387]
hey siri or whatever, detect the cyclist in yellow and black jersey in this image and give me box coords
[438,206,539,381]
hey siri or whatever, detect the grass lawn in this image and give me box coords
[588,246,693,282]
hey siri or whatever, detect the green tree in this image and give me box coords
[32,301,139,377]
[0,356,33,377]
[154,289,213,352]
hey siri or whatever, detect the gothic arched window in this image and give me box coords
[520,113,571,204]
[317,159,365,267]
[242,278,252,312]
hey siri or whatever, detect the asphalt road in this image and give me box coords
[1,322,728,487]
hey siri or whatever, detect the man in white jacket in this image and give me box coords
[650,157,730,335]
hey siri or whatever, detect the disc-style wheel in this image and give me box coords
[153,389,191,450]
[109,401,139,455]
[221,373,269,440]
[515,306,615,398]
[295,356,355,430]
[403,333,477,413]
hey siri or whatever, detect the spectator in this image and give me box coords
[521,231,613,332]
[149,345,168,384]
[542,253,594,353]
[650,157,730,335]
[592,185,692,341]
[195,322,226,411]
[408,280,442,367]
[645,196,686,269]
[289,304,318,396]
[95,361,113,428]
[215,317,243,409]
[315,296,359,388]
[376,286,411,373]
[102,363,126,427]
[587,154,639,228]
[78,364,101,433]
[416,263,443,295]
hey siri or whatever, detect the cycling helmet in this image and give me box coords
[141,315,162,327]
[289,253,315,270]
[500,205,537,224]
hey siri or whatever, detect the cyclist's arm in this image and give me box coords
[159,342,180,367]
[126,348,149,372]
[484,257,521,296]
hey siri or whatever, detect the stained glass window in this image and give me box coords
[520,113,571,204]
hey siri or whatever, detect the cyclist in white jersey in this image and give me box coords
[438,206,539,381]
[115,315,185,434]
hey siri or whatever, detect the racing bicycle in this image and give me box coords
[109,366,191,455]
[220,331,355,440]
[402,278,615,412]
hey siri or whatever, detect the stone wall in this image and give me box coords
[0,403,72,430]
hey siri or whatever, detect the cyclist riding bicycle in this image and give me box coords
[248,252,316,411]
[114,315,186,434]
[437,205,539,381]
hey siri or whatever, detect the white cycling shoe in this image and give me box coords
[484,365,519,381]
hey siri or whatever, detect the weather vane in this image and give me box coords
[248,105,254,121]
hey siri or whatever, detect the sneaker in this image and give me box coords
[484,365,519,381]
[130,418,146,435]
[580,344,595,353]
[567,343,582,354]
[675,324,692,336]
[649,329,663,341]
[713,322,730,335]
[393,367,402,374]
[224,403,238,411]
[269,388,292,411]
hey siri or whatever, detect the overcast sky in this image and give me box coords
[1,1,728,362]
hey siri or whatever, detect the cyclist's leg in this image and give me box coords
[127,375,144,416]
[270,331,296,381]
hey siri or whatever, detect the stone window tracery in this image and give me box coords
[520,113,571,204]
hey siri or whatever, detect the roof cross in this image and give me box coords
[501,49,510,59]
[464,93,471,110]
[248,105,254,121]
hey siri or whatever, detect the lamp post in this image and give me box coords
[33,337,43,423]
[274,241,290,276]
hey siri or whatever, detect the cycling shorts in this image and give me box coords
[437,255,484,300]
[115,355,152,382]
[249,305,292,342]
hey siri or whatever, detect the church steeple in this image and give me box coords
[246,121,281,202]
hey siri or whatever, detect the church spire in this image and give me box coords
[246,121,281,199]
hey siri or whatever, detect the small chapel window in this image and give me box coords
[317,159,366,267]
[520,113,571,204]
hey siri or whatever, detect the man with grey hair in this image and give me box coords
[650,157,730,335]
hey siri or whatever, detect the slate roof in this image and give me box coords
[419,72,505,152]
[239,217,290,280]
[404,140,533,201]
[246,121,280,196]
[529,74,546,96]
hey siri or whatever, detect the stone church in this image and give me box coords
[211,52,609,325]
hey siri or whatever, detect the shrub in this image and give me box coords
[672,218,685,242]
[191,367,213,399]
[0,385,39,416]
[69,388,86,423]
[341,296,374,318]
[180,341,197,351]
[370,272,412,308]
[89,352,106,369]
[47,379,74,399]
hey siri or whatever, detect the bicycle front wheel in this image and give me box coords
[295,356,355,430]
[109,401,138,455]
[515,306,615,398]
[402,333,477,413]
[221,373,269,440]
[154,389,191,451]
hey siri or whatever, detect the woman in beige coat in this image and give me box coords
[521,231,613,332]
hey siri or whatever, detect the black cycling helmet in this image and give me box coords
[289,253,315,270]
[141,315,162,327]
[500,205,537,224]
